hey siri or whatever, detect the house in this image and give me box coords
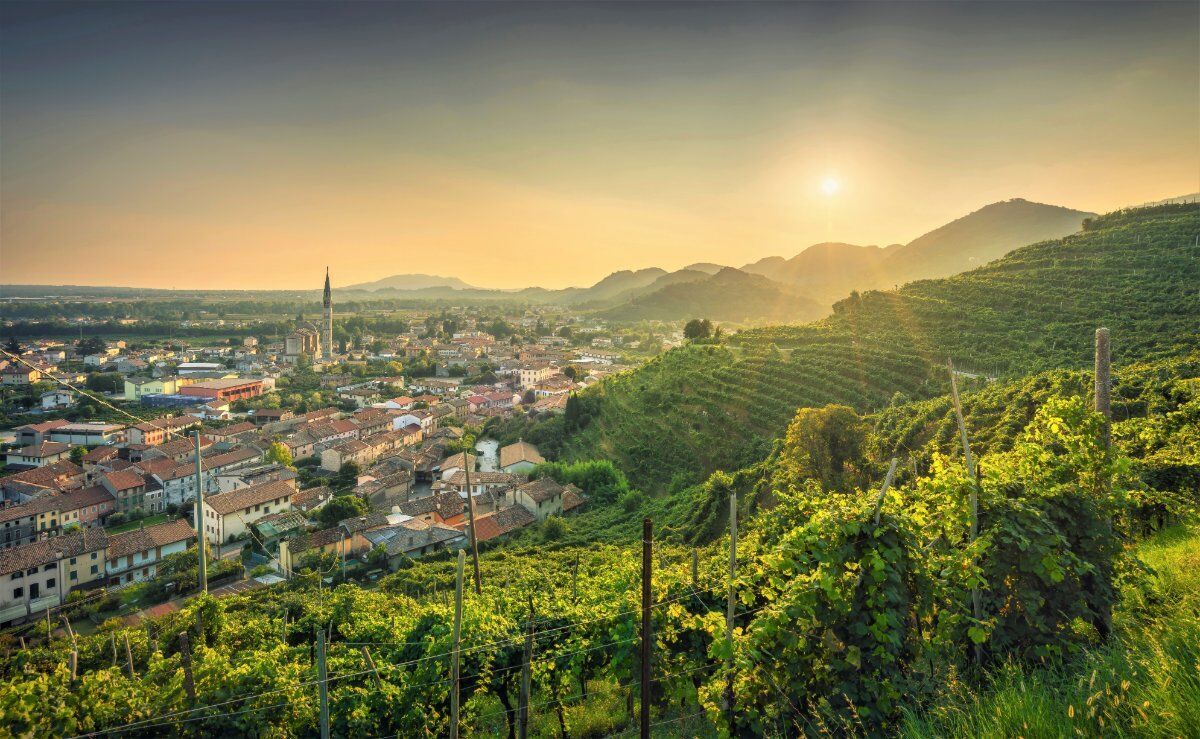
[40,390,74,410]
[0,528,108,626]
[354,471,414,508]
[206,421,258,443]
[125,376,182,400]
[252,408,293,426]
[437,452,477,480]
[47,423,125,447]
[178,378,265,403]
[290,486,333,517]
[202,478,298,547]
[396,490,470,526]
[187,399,233,421]
[6,442,71,470]
[499,441,545,474]
[375,396,415,411]
[321,431,410,473]
[0,460,86,502]
[443,470,523,498]
[278,527,348,575]
[126,416,200,446]
[13,420,69,447]
[361,518,465,567]
[518,362,556,390]
[100,470,155,515]
[214,463,297,494]
[510,477,566,521]
[470,504,537,543]
[105,519,195,587]
[1,365,41,386]
[57,485,117,530]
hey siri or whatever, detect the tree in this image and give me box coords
[332,461,361,491]
[69,446,88,465]
[562,365,578,381]
[76,336,107,356]
[683,318,712,340]
[317,495,368,528]
[3,336,20,355]
[265,441,294,468]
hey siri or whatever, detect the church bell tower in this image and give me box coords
[322,267,334,360]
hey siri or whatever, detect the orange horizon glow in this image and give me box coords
[1,2,1196,291]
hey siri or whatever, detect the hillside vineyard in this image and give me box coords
[0,203,1197,737]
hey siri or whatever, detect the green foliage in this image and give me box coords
[683,318,713,340]
[317,495,368,528]
[265,441,294,468]
[84,372,123,393]
[536,205,1200,494]
[529,459,629,504]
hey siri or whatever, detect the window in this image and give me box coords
[12,587,22,599]
[10,573,20,581]
[70,571,77,581]
[43,563,54,572]
[90,552,97,559]
[46,578,55,589]
[90,565,98,575]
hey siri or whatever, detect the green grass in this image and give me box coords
[900,523,1200,738]
[105,513,168,533]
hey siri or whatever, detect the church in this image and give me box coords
[284,268,335,364]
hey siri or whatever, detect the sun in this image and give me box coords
[821,177,840,195]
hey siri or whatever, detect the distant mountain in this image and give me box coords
[344,274,476,291]
[741,199,1094,303]
[578,269,709,309]
[741,242,898,302]
[881,198,1094,284]
[559,268,668,305]
[680,262,728,275]
[597,267,824,324]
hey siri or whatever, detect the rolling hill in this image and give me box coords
[543,203,1200,491]
[342,273,477,291]
[740,198,1095,305]
[595,267,826,324]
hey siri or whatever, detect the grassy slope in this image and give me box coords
[901,523,1200,738]
[556,204,1200,492]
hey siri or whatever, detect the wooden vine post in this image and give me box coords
[1095,327,1114,638]
[462,443,483,596]
[518,596,534,739]
[193,431,208,593]
[178,632,196,703]
[450,549,465,739]
[726,492,738,735]
[640,518,653,739]
[316,627,330,739]
[948,360,983,666]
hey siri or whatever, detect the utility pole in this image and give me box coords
[948,360,982,666]
[726,492,737,734]
[193,431,207,593]
[450,549,465,739]
[1095,328,1112,452]
[519,596,534,739]
[640,518,652,739]
[179,632,196,703]
[1095,327,1114,639]
[316,627,330,739]
[462,443,483,595]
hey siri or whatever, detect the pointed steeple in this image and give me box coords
[323,266,331,307]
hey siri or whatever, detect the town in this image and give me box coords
[0,271,684,630]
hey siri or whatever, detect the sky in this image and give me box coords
[1,1,1197,291]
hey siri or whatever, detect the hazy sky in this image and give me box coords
[2,1,1197,290]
